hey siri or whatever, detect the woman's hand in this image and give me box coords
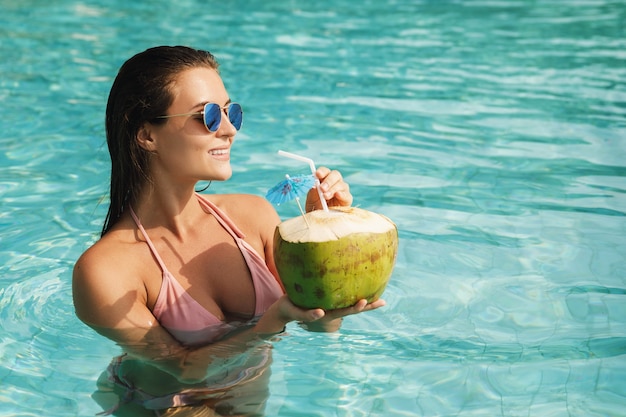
[300,298,386,332]
[306,167,353,211]
[254,296,386,335]
[254,295,324,335]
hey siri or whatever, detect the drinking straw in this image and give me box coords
[278,150,329,212]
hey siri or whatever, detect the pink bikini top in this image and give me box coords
[129,194,284,346]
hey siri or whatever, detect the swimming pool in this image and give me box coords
[1,0,625,415]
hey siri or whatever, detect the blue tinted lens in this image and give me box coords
[228,103,243,130]
[203,103,222,132]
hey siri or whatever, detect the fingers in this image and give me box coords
[288,297,385,325]
[258,294,386,335]
[345,298,386,314]
[314,167,353,207]
[256,296,325,334]
[368,298,387,309]
[314,298,386,322]
[278,296,325,323]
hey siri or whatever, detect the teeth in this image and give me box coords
[210,149,229,155]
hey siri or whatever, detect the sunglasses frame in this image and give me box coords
[156,102,243,132]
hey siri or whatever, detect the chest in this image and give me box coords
[140,217,262,320]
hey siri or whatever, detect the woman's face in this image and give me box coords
[145,66,238,185]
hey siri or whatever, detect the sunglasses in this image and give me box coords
[157,102,243,132]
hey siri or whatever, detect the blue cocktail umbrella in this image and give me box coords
[277,150,329,212]
[265,173,316,219]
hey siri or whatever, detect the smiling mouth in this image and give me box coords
[209,148,229,156]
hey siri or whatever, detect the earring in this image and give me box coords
[195,181,212,193]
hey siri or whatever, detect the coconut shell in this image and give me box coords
[273,206,398,309]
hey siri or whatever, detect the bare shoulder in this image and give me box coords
[208,193,280,245]
[74,232,135,282]
[209,193,279,227]
[72,227,150,328]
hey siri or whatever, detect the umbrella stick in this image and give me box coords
[295,197,310,227]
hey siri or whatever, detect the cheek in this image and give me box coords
[160,133,203,155]
[156,139,200,169]
[179,143,206,165]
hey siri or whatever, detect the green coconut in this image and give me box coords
[273,206,398,310]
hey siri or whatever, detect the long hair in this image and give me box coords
[101,46,219,237]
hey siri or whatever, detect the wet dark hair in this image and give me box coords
[101,46,219,237]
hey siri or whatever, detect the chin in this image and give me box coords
[209,170,233,182]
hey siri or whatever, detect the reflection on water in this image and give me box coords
[93,340,274,416]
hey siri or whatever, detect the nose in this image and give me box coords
[216,109,237,138]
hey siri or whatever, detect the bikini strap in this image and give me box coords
[195,193,246,240]
[128,206,169,273]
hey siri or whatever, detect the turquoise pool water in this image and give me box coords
[1,0,625,416]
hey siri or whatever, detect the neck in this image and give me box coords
[132,183,203,239]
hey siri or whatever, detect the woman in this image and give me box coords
[72,46,384,416]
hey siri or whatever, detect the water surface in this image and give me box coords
[1,1,625,416]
